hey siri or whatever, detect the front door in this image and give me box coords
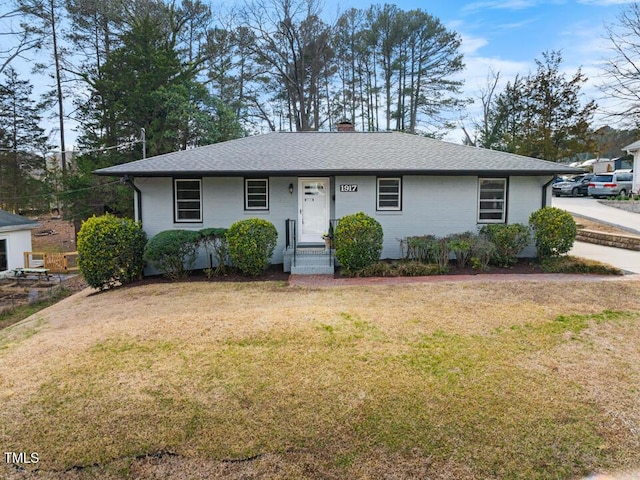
[298,178,330,243]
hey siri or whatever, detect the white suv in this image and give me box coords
[588,171,634,198]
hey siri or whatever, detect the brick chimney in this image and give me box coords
[337,121,355,132]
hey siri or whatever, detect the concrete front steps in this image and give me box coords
[576,229,640,251]
[286,247,335,275]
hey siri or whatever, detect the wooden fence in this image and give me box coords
[24,252,79,273]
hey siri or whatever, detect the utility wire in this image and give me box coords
[0,179,122,202]
[0,138,142,155]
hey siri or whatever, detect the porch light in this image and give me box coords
[289,183,294,194]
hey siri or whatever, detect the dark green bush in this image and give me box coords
[334,212,383,273]
[77,214,147,291]
[143,230,200,280]
[226,218,278,276]
[479,223,530,267]
[448,231,476,269]
[529,207,577,258]
[199,227,228,276]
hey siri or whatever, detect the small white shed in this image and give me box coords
[0,210,40,273]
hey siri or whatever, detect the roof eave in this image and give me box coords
[94,168,582,178]
[0,222,40,233]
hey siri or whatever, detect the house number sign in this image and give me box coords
[340,184,358,192]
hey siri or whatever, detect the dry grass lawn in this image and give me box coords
[1,278,640,479]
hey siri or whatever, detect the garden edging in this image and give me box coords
[576,229,640,251]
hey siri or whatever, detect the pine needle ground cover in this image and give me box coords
[1,279,640,479]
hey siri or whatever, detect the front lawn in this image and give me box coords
[1,279,640,479]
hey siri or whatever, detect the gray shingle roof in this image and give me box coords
[623,139,640,152]
[0,209,39,231]
[94,132,583,177]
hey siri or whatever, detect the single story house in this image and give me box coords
[94,130,581,274]
[0,210,40,273]
[623,140,640,193]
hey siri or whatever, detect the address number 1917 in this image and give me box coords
[340,184,358,192]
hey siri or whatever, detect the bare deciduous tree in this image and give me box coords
[601,3,640,127]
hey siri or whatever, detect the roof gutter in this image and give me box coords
[541,176,555,209]
[122,175,142,224]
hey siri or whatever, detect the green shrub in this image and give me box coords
[199,227,228,276]
[479,223,530,267]
[334,212,383,273]
[353,261,397,277]
[446,232,475,269]
[226,218,278,276]
[404,235,436,262]
[470,236,496,271]
[529,207,577,258]
[351,261,443,277]
[143,230,201,280]
[396,262,444,276]
[77,214,147,291]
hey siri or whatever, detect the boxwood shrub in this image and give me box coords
[529,207,577,257]
[334,212,383,273]
[226,218,278,276]
[479,223,530,267]
[143,230,201,280]
[77,214,147,291]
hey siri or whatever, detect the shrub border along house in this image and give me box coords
[79,211,612,284]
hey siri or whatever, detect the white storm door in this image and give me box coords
[298,178,330,243]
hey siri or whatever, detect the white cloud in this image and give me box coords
[462,0,539,13]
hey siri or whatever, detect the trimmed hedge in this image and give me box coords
[334,212,383,273]
[77,214,147,291]
[529,207,577,258]
[226,218,278,276]
[143,230,200,280]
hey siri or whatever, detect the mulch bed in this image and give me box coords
[127,260,544,288]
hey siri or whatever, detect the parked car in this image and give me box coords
[552,174,593,197]
[588,171,634,198]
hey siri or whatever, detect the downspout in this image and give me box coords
[123,175,142,224]
[541,176,555,208]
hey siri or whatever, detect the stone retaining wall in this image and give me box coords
[576,229,640,251]
[598,200,640,213]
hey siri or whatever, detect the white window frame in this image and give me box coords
[245,178,269,210]
[478,178,507,223]
[377,177,402,211]
[174,179,202,223]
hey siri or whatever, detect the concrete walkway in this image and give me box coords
[552,196,640,234]
[552,197,640,274]
[569,241,640,274]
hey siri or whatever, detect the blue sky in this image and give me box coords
[341,0,636,140]
[2,0,636,147]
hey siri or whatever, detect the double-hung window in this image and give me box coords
[174,179,202,222]
[478,178,507,223]
[245,179,269,210]
[377,177,402,211]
